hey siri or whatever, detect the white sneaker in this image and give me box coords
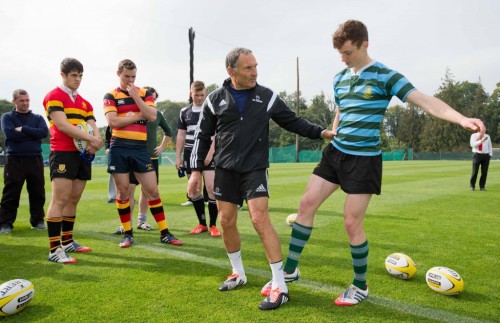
[48,247,77,264]
[261,267,300,296]
[180,200,193,206]
[218,273,247,291]
[334,284,368,306]
[137,222,152,231]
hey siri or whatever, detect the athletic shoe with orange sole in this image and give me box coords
[334,284,368,306]
[161,234,184,245]
[119,234,134,248]
[63,241,92,253]
[261,267,300,296]
[218,273,247,291]
[190,224,208,234]
[258,287,289,310]
[48,247,77,264]
[209,225,221,237]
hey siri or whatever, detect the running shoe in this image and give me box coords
[180,200,193,206]
[334,284,369,306]
[160,234,184,246]
[209,226,221,237]
[31,222,46,230]
[261,267,300,296]
[48,247,77,264]
[119,234,134,248]
[218,273,247,291]
[258,287,289,310]
[63,241,92,253]
[190,224,208,235]
[0,226,12,234]
[137,222,152,231]
[112,226,125,235]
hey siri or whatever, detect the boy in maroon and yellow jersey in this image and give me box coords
[104,59,183,248]
[43,57,103,264]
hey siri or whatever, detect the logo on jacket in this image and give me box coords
[219,99,227,106]
[252,95,263,103]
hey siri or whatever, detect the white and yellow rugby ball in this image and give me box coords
[384,253,417,279]
[425,267,464,295]
[73,122,94,152]
[286,213,297,226]
[0,279,35,316]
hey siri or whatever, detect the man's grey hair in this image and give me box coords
[225,48,253,69]
[12,89,28,100]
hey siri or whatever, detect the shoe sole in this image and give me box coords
[258,293,290,310]
[72,248,92,253]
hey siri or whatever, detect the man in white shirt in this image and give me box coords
[470,132,493,191]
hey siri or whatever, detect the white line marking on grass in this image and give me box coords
[85,232,492,323]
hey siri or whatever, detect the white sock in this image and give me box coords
[137,213,147,223]
[270,260,288,292]
[228,250,246,278]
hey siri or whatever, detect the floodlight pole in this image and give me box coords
[295,57,300,162]
[188,27,195,103]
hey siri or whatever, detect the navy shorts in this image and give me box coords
[214,168,269,204]
[108,145,154,175]
[128,157,159,185]
[313,144,382,195]
[49,151,91,181]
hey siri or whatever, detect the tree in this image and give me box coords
[269,91,307,147]
[420,69,479,152]
[156,99,188,146]
[484,82,500,142]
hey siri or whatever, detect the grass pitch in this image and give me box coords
[0,160,498,322]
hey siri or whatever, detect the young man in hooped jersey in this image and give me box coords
[272,19,485,307]
[176,80,220,238]
[43,58,103,264]
[104,59,183,248]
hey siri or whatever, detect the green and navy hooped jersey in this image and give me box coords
[332,61,415,156]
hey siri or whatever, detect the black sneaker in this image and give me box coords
[258,288,289,310]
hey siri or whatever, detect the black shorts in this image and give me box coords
[108,145,154,174]
[214,168,269,204]
[183,155,215,175]
[313,144,382,195]
[49,151,91,181]
[128,158,159,185]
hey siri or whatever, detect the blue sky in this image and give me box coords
[1,0,498,126]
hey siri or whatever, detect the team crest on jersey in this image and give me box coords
[117,99,125,105]
[57,164,67,173]
[363,87,373,100]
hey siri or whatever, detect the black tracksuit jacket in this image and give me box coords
[190,78,325,173]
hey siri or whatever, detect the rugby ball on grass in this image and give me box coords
[73,122,94,152]
[0,279,35,316]
[425,266,464,295]
[286,213,297,226]
[385,253,417,279]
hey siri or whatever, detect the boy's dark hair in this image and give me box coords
[333,20,369,49]
[60,57,84,74]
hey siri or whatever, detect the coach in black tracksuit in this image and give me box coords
[0,89,48,233]
[188,48,335,310]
